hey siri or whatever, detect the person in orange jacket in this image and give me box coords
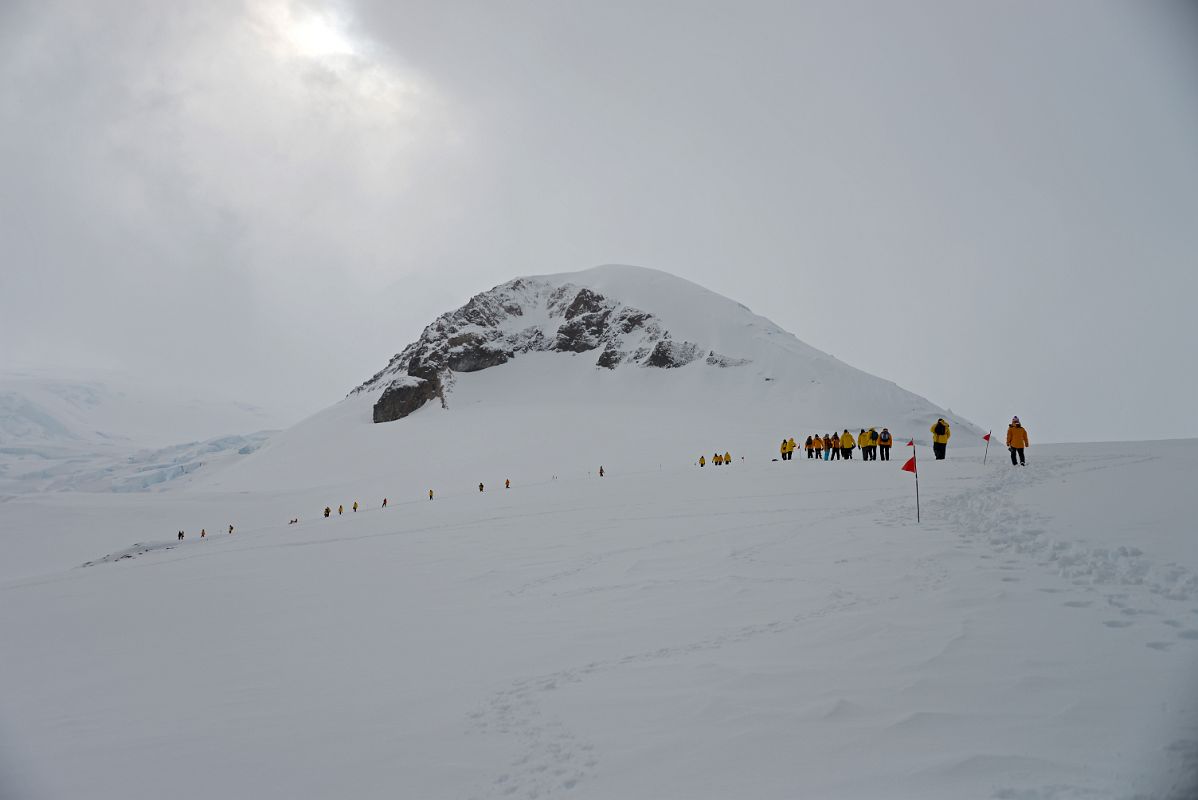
[1006,416,1029,466]
[724,451,731,464]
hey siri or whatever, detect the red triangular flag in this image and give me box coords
[906,439,914,447]
[983,432,991,441]
[901,456,917,473]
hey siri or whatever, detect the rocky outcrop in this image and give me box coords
[353,278,751,422]
[372,376,442,423]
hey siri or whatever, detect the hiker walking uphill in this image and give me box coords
[811,435,823,458]
[324,506,331,518]
[931,418,952,460]
[805,436,814,458]
[827,434,840,461]
[699,455,706,467]
[868,428,880,460]
[841,430,855,460]
[1007,416,1029,466]
[878,428,893,461]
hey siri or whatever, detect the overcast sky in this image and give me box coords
[2,0,1196,442]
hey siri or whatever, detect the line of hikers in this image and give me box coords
[176,525,233,541]
[699,451,733,467]
[780,428,895,462]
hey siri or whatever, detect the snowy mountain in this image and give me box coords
[0,370,296,494]
[198,265,980,493]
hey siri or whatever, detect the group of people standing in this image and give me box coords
[784,428,894,462]
[700,451,733,466]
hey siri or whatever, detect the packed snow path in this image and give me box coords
[1,441,1196,799]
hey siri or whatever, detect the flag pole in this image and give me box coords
[913,440,920,524]
[983,430,992,465]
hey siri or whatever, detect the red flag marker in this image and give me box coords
[901,442,921,523]
[983,430,993,464]
[983,432,991,442]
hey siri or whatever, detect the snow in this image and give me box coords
[0,369,297,494]
[1,269,1193,798]
[2,441,1196,799]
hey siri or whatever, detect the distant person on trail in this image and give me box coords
[805,436,814,458]
[714,453,722,466]
[878,428,893,461]
[1007,416,1029,466]
[479,483,484,492]
[724,451,731,464]
[842,430,855,460]
[599,466,605,477]
[429,489,434,500]
[338,505,344,515]
[228,525,234,535]
[812,435,823,457]
[382,498,387,508]
[867,428,879,460]
[829,434,841,460]
[352,501,358,513]
[505,479,510,489]
[201,528,206,538]
[931,418,952,460]
[780,439,788,460]
[324,506,331,518]
[178,531,184,541]
[699,455,706,467]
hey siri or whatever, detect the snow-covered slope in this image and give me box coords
[199,265,980,494]
[3,442,1196,799]
[0,370,297,494]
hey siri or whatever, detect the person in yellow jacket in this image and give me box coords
[931,418,951,460]
[841,430,855,460]
[700,455,706,467]
[787,438,796,460]
[724,451,731,464]
[338,504,344,515]
[780,439,788,460]
[352,500,358,513]
[866,428,879,461]
[1006,416,1029,466]
[810,435,822,455]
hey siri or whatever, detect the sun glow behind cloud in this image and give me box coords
[258,1,357,59]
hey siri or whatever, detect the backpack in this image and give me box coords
[934,422,945,436]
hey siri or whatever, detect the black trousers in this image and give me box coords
[1010,447,1025,465]
[829,447,839,460]
[933,442,946,460]
[879,445,890,460]
[807,449,813,459]
[844,448,853,460]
